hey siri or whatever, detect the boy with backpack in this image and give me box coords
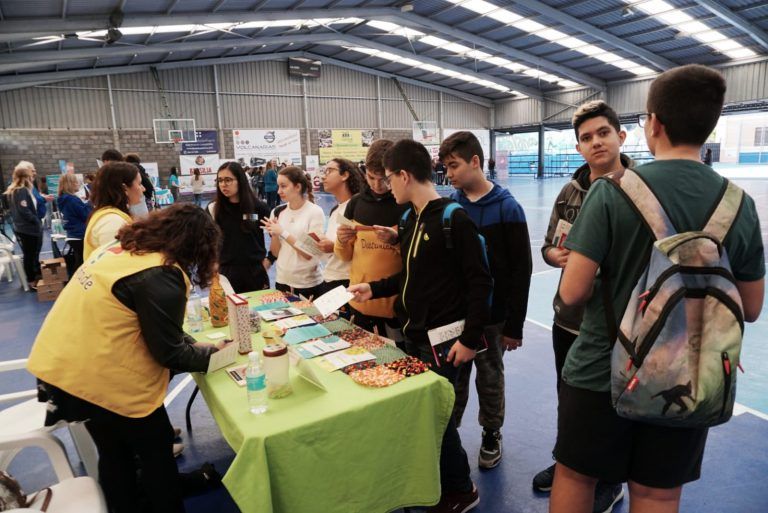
[441,131,532,469]
[534,100,632,511]
[551,64,764,513]
[349,139,493,513]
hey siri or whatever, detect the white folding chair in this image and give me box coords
[0,359,99,480]
[0,430,107,513]
[0,233,29,291]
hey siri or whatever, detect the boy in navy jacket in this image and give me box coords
[442,131,532,469]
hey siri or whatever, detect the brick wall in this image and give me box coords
[0,128,419,185]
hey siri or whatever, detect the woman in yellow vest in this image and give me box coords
[28,203,223,513]
[83,162,145,260]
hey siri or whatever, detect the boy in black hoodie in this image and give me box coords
[349,139,492,513]
[442,131,532,469]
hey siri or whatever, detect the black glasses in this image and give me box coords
[217,177,235,185]
[322,166,340,175]
[638,113,659,128]
[382,170,403,186]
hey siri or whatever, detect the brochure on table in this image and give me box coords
[318,346,377,372]
[293,336,351,359]
[260,307,304,321]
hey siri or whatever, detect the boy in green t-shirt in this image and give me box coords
[551,64,765,513]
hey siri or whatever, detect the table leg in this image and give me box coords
[185,385,200,433]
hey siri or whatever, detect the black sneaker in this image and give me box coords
[478,429,502,469]
[532,463,556,492]
[593,482,624,513]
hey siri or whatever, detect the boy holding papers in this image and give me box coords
[349,139,492,513]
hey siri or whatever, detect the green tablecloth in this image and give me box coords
[191,290,455,513]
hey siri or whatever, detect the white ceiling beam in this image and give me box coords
[512,0,677,70]
[0,49,493,107]
[692,0,768,52]
[0,8,601,89]
[0,8,392,42]
[0,32,542,97]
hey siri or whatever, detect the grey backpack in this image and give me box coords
[603,169,745,428]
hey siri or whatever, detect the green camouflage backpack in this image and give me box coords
[603,169,745,428]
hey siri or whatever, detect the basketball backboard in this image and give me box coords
[153,119,196,143]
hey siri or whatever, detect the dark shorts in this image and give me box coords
[554,381,708,489]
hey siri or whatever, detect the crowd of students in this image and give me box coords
[10,63,766,513]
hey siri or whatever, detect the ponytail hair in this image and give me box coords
[279,166,315,203]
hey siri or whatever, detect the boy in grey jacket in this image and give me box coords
[534,100,631,513]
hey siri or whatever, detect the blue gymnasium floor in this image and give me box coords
[1,174,767,513]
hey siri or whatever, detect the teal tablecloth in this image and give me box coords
[191,290,454,513]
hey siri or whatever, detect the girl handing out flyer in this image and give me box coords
[261,166,325,299]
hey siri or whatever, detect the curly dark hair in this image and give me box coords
[330,158,366,195]
[90,162,140,216]
[116,203,221,288]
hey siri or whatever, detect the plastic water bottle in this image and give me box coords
[186,289,204,333]
[246,352,268,415]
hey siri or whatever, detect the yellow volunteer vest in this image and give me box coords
[28,241,191,418]
[83,207,132,260]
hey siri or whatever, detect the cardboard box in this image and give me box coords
[40,257,67,284]
[37,279,64,302]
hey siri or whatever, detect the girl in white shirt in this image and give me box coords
[317,158,365,294]
[261,166,325,299]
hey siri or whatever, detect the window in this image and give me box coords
[755,127,768,146]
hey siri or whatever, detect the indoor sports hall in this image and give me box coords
[0,1,766,512]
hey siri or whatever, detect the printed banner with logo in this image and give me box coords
[233,129,302,167]
[181,130,219,156]
[305,155,321,192]
[317,129,375,164]
[179,154,221,176]
[143,162,160,188]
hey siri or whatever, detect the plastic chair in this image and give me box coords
[0,233,29,291]
[0,431,107,513]
[0,359,99,481]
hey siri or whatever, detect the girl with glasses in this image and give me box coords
[208,161,272,293]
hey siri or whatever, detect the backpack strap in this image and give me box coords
[702,179,744,243]
[603,168,676,241]
[442,202,462,249]
[272,203,288,219]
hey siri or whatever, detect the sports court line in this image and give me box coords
[165,374,194,407]
[532,268,559,277]
[524,317,768,422]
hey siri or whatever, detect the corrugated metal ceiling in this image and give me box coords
[0,0,766,99]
